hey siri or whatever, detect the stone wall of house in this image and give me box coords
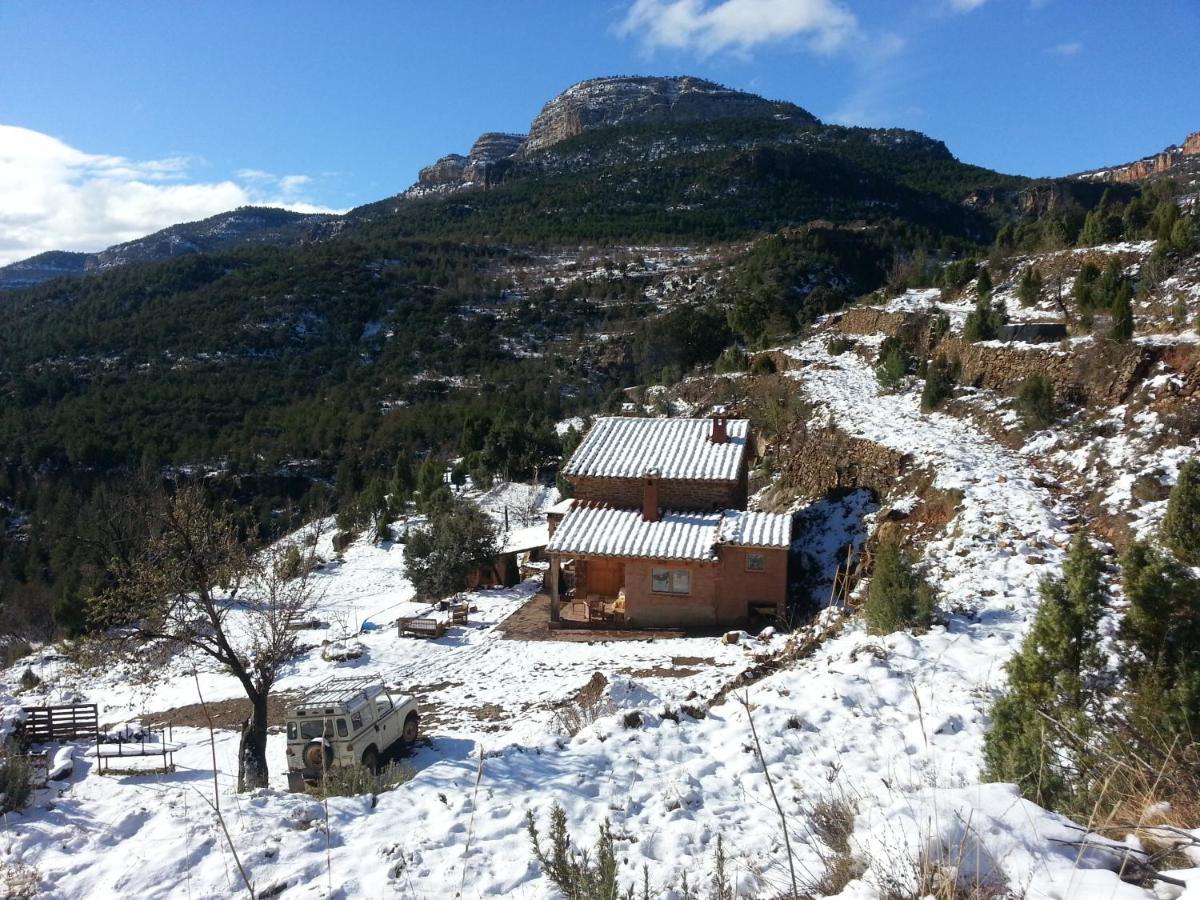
[569,473,746,512]
[623,559,721,628]
[715,546,787,621]
[576,545,788,628]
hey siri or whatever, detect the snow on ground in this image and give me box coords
[3,336,1196,897]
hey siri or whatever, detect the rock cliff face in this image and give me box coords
[416,133,529,192]
[408,75,819,196]
[522,75,816,154]
[1076,130,1200,185]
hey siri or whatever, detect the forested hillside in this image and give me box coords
[0,76,1189,640]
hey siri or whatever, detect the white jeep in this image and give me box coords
[285,675,419,791]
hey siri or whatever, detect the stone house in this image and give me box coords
[546,415,792,629]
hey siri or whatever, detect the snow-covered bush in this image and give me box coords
[307,762,412,801]
[0,751,33,813]
[863,537,936,635]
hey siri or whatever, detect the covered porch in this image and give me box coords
[547,554,627,626]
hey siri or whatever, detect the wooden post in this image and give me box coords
[549,555,560,623]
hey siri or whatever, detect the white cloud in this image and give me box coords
[946,0,987,11]
[616,0,859,56]
[0,125,342,266]
[1048,40,1083,56]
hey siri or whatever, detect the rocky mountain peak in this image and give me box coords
[522,75,817,154]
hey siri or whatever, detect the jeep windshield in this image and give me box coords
[287,719,331,741]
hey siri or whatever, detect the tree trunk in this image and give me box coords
[237,691,270,792]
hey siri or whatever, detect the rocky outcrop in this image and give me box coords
[522,75,816,154]
[1076,130,1200,185]
[963,180,1135,217]
[468,132,526,165]
[418,153,468,187]
[414,133,528,192]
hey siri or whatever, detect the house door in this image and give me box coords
[586,558,624,597]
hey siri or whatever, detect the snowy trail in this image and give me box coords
[5,334,1164,899]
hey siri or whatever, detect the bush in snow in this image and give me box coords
[919,355,957,413]
[962,296,1005,342]
[1015,374,1057,431]
[863,537,936,636]
[307,762,412,802]
[1017,264,1043,307]
[526,804,622,900]
[983,533,1106,811]
[875,337,911,393]
[1162,457,1200,567]
[825,334,851,356]
[0,751,33,813]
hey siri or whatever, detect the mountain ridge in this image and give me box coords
[3,75,1192,291]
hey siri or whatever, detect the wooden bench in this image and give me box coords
[450,603,470,625]
[398,617,447,638]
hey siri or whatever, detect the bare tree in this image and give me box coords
[89,484,323,790]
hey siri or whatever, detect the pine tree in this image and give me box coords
[1121,531,1200,738]
[1170,215,1196,254]
[983,533,1105,809]
[976,266,993,299]
[864,538,935,634]
[920,355,956,412]
[875,342,909,393]
[1108,282,1134,342]
[415,455,449,512]
[1017,266,1043,307]
[963,297,1005,342]
[1162,458,1200,566]
[1015,375,1057,430]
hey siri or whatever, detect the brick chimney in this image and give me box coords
[710,414,728,444]
[642,470,660,523]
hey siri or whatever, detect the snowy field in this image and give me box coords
[3,329,1198,897]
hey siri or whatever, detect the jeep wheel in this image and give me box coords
[402,712,419,744]
[361,746,379,773]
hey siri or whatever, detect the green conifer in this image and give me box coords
[1108,282,1134,342]
[983,533,1105,809]
[1017,266,1043,307]
[976,266,993,298]
[1162,458,1200,566]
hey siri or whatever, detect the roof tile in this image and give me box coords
[563,416,749,481]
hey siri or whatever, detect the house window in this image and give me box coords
[651,567,691,594]
[746,553,766,573]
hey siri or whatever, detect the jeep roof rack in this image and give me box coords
[293,675,384,712]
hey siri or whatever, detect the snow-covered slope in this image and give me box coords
[3,330,1197,898]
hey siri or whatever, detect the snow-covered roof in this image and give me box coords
[546,497,576,516]
[717,510,793,549]
[547,506,792,560]
[563,416,749,482]
[501,524,549,554]
[548,506,722,561]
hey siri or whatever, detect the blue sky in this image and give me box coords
[1,0,1197,262]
